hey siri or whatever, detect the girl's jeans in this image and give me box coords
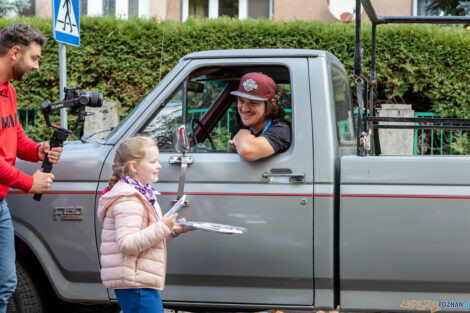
[0,200,17,313]
[115,288,164,313]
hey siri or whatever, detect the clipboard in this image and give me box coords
[177,220,246,234]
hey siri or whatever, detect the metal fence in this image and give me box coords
[17,108,43,142]
[413,112,470,155]
[17,107,83,142]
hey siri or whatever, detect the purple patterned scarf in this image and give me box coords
[119,175,159,207]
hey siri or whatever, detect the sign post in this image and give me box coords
[52,0,80,129]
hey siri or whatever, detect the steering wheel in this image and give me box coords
[190,118,216,152]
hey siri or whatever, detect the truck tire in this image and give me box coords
[7,261,43,313]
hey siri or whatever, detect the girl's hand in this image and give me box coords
[162,211,178,230]
[173,218,195,235]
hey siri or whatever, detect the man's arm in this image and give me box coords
[4,124,58,193]
[0,157,54,193]
[229,129,275,161]
[16,124,63,163]
[0,156,35,192]
[16,123,40,162]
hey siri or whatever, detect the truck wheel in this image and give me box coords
[7,261,43,313]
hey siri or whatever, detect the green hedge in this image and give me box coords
[1,17,469,138]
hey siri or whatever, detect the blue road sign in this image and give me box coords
[52,0,80,46]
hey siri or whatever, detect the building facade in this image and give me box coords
[23,0,434,22]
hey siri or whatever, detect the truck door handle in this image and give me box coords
[262,169,305,183]
[169,155,194,164]
[170,199,190,207]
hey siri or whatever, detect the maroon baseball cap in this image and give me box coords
[230,72,276,101]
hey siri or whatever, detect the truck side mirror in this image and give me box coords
[173,125,191,153]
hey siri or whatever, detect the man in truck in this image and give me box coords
[229,72,291,161]
[0,23,63,313]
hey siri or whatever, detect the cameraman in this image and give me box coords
[0,23,63,312]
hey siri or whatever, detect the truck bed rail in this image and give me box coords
[364,116,470,130]
[354,0,470,156]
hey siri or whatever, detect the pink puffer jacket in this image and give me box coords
[97,181,172,290]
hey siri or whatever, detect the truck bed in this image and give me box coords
[340,155,470,311]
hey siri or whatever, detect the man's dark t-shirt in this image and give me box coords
[231,119,291,153]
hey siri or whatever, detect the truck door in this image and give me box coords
[134,58,314,306]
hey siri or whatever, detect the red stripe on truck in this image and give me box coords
[341,194,470,199]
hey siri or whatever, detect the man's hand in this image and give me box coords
[228,140,237,153]
[29,170,55,194]
[228,129,275,161]
[38,142,63,164]
[229,129,251,149]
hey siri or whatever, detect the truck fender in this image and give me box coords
[13,220,109,302]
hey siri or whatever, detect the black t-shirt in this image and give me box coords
[231,119,291,153]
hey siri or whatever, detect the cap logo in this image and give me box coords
[243,79,258,92]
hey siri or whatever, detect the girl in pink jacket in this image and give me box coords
[98,136,192,313]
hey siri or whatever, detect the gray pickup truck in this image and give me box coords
[6,48,470,313]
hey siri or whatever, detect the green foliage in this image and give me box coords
[0,0,30,17]
[0,16,469,133]
[451,132,469,154]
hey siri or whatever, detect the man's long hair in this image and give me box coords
[264,99,285,120]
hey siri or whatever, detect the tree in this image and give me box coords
[427,0,470,15]
[457,2,470,14]
[0,0,31,17]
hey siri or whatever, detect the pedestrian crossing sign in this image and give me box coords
[52,0,80,46]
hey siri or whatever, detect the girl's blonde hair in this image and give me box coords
[108,136,157,190]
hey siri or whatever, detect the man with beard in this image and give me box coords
[0,23,62,313]
[229,72,291,161]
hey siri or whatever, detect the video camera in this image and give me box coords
[40,86,103,128]
[34,87,103,201]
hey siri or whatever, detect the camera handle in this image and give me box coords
[33,127,71,201]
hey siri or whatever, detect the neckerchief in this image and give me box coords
[119,175,159,209]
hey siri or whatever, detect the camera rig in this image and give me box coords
[34,87,103,201]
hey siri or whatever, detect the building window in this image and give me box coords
[84,0,147,18]
[189,0,208,18]
[248,0,269,18]
[416,0,436,16]
[129,0,139,16]
[183,0,272,21]
[80,0,88,15]
[219,0,238,17]
[103,0,116,16]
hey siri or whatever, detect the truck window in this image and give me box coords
[140,79,230,153]
[332,65,356,147]
[141,66,292,153]
[186,77,234,152]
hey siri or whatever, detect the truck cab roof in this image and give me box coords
[181,49,346,74]
[182,49,334,61]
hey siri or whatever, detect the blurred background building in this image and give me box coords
[12,0,439,22]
